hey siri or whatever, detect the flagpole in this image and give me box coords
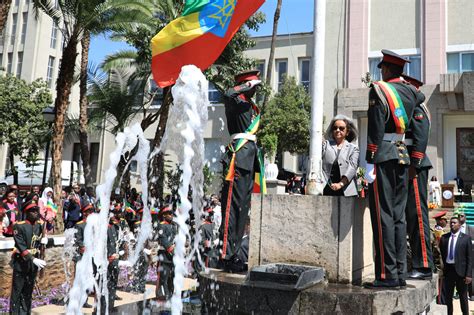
[306,0,326,195]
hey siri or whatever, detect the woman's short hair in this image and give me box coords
[325,114,358,143]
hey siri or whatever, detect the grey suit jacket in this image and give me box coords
[322,139,360,197]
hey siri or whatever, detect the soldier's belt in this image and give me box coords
[404,139,413,146]
[231,133,256,142]
[383,133,405,143]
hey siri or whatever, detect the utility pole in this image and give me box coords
[306,0,326,195]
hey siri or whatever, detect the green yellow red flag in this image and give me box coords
[151,0,264,88]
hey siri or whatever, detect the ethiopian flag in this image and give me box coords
[151,0,264,88]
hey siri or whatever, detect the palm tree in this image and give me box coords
[262,0,283,111]
[0,0,12,35]
[32,0,152,229]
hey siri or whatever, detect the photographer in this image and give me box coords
[63,189,82,229]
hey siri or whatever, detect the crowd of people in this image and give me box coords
[0,185,58,239]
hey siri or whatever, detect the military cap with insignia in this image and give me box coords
[377,49,411,68]
[234,69,260,84]
[433,210,447,220]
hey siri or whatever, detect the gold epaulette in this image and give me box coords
[14,221,25,225]
[76,220,84,224]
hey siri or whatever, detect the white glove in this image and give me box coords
[365,163,376,184]
[143,248,152,255]
[247,79,262,89]
[33,258,47,269]
[118,250,125,256]
[40,237,48,245]
[118,260,132,267]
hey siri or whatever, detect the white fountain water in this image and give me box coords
[66,65,209,315]
[158,65,209,314]
[66,124,151,315]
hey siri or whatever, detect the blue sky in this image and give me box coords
[88,0,314,65]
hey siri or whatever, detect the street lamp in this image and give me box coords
[42,106,55,188]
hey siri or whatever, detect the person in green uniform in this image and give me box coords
[364,50,423,289]
[401,74,434,281]
[220,70,263,272]
[156,205,177,300]
[9,203,47,314]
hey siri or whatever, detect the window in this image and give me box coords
[255,61,265,104]
[20,12,27,44]
[15,0,19,6]
[276,59,288,91]
[50,22,58,49]
[256,60,265,80]
[10,13,18,45]
[369,54,422,81]
[7,53,13,74]
[300,58,311,91]
[46,56,55,87]
[0,54,3,66]
[368,58,382,81]
[208,82,223,104]
[447,52,474,74]
[89,143,100,182]
[404,55,421,81]
[16,52,23,78]
[149,79,163,106]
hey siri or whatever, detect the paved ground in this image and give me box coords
[32,279,198,315]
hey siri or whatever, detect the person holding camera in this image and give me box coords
[64,187,82,229]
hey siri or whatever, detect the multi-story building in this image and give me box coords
[338,0,474,192]
[0,0,80,180]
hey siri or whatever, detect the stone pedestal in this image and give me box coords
[249,194,374,283]
[199,269,443,315]
[265,179,287,195]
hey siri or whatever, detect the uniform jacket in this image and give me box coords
[222,83,259,172]
[405,90,432,169]
[440,231,472,278]
[322,139,360,196]
[366,78,422,165]
[11,220,43,272]
[107,222,119,266]
[200,221,217,258]
[74,220,86,262]
[158,221,177,264]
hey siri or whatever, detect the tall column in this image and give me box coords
[306,0,326,194]
[423,0,447,85]
[346,0,370,89]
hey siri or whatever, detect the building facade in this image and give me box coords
[0,0,80,181]
[340,0,474,192]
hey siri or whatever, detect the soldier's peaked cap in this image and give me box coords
[433,210,447,219]
[377,49,411,68]
[23,202,40,212]
[234,70,260,84]
[402,73,424,89]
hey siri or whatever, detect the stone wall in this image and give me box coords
[0,237,67,296]
[249,194,374,284]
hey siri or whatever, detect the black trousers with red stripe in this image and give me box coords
[219,167,253,261]
[368,160,409,280]
[406,167,433,270]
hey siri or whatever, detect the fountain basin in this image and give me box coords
[245,263,325,290]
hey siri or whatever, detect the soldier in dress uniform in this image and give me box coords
[156,206,177,300]
[9,203,47,314]
[432,210,448,304]
[96,210,120,314]
[73,203,94,263]
[364,50,423,288]
[400,74,434,280]
[220,70,263,272]
[200,206,217,268]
